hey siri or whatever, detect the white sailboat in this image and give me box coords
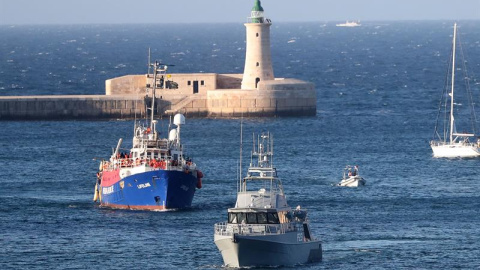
[430,23,480,158]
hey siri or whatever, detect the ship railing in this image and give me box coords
[430,140,479,147]
[214,222,297,236]
[109,158,143,169]
[107,157,190,171]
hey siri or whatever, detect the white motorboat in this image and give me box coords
[337,165,365,187]
[430,23,480,158]
[214,132,322,267]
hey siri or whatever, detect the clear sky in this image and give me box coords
[0,0,479,25]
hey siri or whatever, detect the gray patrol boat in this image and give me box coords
[214,132,322,267]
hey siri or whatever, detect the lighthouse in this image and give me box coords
[241,0,274,90]
[105,0,316,118]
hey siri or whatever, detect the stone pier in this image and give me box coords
[0,95,208,120]
[0,85,316,120]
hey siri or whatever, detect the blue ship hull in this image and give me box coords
[99,170,198,210]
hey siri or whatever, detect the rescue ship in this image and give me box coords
[93,61,203,210]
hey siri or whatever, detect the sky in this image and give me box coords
[0,0,479,25]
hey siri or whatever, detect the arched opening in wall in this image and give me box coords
[256,62,259,67]
[256,33,259,37]
[255,77,260,88]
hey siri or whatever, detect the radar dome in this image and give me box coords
[173,114,185,126]
[169,129,177,141]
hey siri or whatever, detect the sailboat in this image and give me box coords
[430,23,480,158]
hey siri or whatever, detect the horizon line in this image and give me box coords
[1,19,480,27]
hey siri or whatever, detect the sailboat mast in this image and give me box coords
[449,23,457,143]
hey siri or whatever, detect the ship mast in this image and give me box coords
[449,23,457,144]
[147,60,167,131]
[150,63,157,131]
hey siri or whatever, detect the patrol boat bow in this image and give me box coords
[93,61,203,210]
[214,132,322,267]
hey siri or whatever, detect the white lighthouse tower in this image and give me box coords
[241,0,274,90]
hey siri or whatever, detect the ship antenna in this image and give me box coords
[251,132,254,166]
[252,132,255,154]
[150,62,157,131]
[147,47,151,77]
[270,132,273,166]
[134,93,137,127]
[236,160,239,194]
[168,115,172,133]
[239,116,243,192]
[257,134,260,166]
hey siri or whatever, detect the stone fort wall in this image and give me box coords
[0,74,316,120]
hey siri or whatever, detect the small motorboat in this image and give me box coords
[337,165,366,187]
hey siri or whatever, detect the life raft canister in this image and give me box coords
[196,178,202,189]
[196,170,204,189]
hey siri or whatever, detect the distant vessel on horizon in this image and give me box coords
[430,23,480,158]
[336,21,361,27]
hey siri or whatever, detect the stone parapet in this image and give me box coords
[106,75,146,95]
[106,73,219,96]
[0,95,145,120]
[207,86,316,117]
[260,78,315,91]
[0,94,209,120]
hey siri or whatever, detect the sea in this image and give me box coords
[1,21,480,269]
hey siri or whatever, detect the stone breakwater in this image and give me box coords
[0,95,146,120]
[0,90,316,120]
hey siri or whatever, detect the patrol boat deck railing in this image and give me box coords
[214,222,299,236]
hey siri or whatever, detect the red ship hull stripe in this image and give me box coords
[100,203,166,211]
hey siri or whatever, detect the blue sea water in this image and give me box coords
[1,21,480,269]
